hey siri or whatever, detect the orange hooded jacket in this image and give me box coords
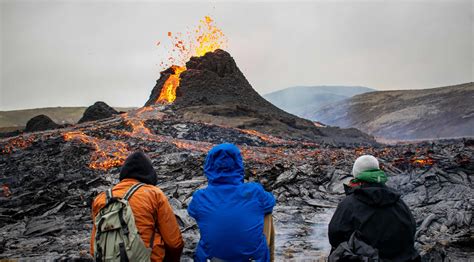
[90,152,184,261]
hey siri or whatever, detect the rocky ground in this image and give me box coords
[0,105,472,261]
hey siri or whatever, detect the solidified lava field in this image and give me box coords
[0,105,472,261]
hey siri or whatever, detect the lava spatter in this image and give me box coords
[155,16,228,104]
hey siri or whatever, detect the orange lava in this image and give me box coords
[194,16,228,57]
[157,66,186,104]
[240,129,288,144]
[172,140,213,152]
[63,131,129,170]
[125,118,152,136]
[156,16,227,104]
[1,136,35,154]
[410,157,435,167]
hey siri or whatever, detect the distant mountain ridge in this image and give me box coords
[309,83,474,140]
[0,106,135,129]
[263,85,375,116]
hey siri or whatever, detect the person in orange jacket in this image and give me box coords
[90,151,184,261]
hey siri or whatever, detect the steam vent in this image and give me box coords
[147,49,374,145]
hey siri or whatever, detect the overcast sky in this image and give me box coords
[1,0,472,110]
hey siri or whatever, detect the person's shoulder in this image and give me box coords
[190,188,204,199]
[92,191,107,213]
[241,182,270,197]
[93,191,106,203]
[338,193,358,209]
[140,184,166,198]
[141,184,162,192]
[188,189,205,208]
[383,184,402,196]
[242,182,265,191]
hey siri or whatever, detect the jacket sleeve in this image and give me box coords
[328,198,354,250]
[155,191,184,262]
[256,184,276,214]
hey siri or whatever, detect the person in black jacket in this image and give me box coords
[328,155,420,262]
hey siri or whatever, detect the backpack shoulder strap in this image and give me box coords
[122,182,157,249]
[123,183,145,201]
[105,188,113,204]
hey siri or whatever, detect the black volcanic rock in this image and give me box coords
[146,50,375,145]
[25,115,59,132]
[78,102,119,124]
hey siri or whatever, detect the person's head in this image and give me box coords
[119,151,157,185]
[204,143,244,186]
[352,155,380,177]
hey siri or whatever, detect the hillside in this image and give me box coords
[0,107,135,129]
[310,83,474,140]
[263,86,374,116]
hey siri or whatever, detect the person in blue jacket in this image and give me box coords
[188,143,276,262]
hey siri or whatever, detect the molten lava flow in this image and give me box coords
[172,140,213,152]
[123,117,153,136]
[120,107,167,142]
[240,129,288,144]
[156,16,227,104]
[157,66,186,104]
[410,157,435,167]
[63,131,129,170]
[1,136,35,154]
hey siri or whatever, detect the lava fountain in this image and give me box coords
[156,16,227,104]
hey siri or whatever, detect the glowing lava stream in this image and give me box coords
[63,131,129,170]
[156,16,227,104]
[157,66,186,104]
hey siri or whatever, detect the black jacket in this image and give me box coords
[328,183,420,262]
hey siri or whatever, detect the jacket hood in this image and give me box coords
[346,183,400,207]
[119,151,157,185]
[204,143,244,186]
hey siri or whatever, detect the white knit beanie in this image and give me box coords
[352,155,380,177]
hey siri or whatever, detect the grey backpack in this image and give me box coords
[328,231,380,262]
[94,183,155,262]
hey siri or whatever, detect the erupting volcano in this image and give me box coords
[155,16,227,104]
[146,17,373,144]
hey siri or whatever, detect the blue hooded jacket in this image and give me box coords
[188,143,276,262]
